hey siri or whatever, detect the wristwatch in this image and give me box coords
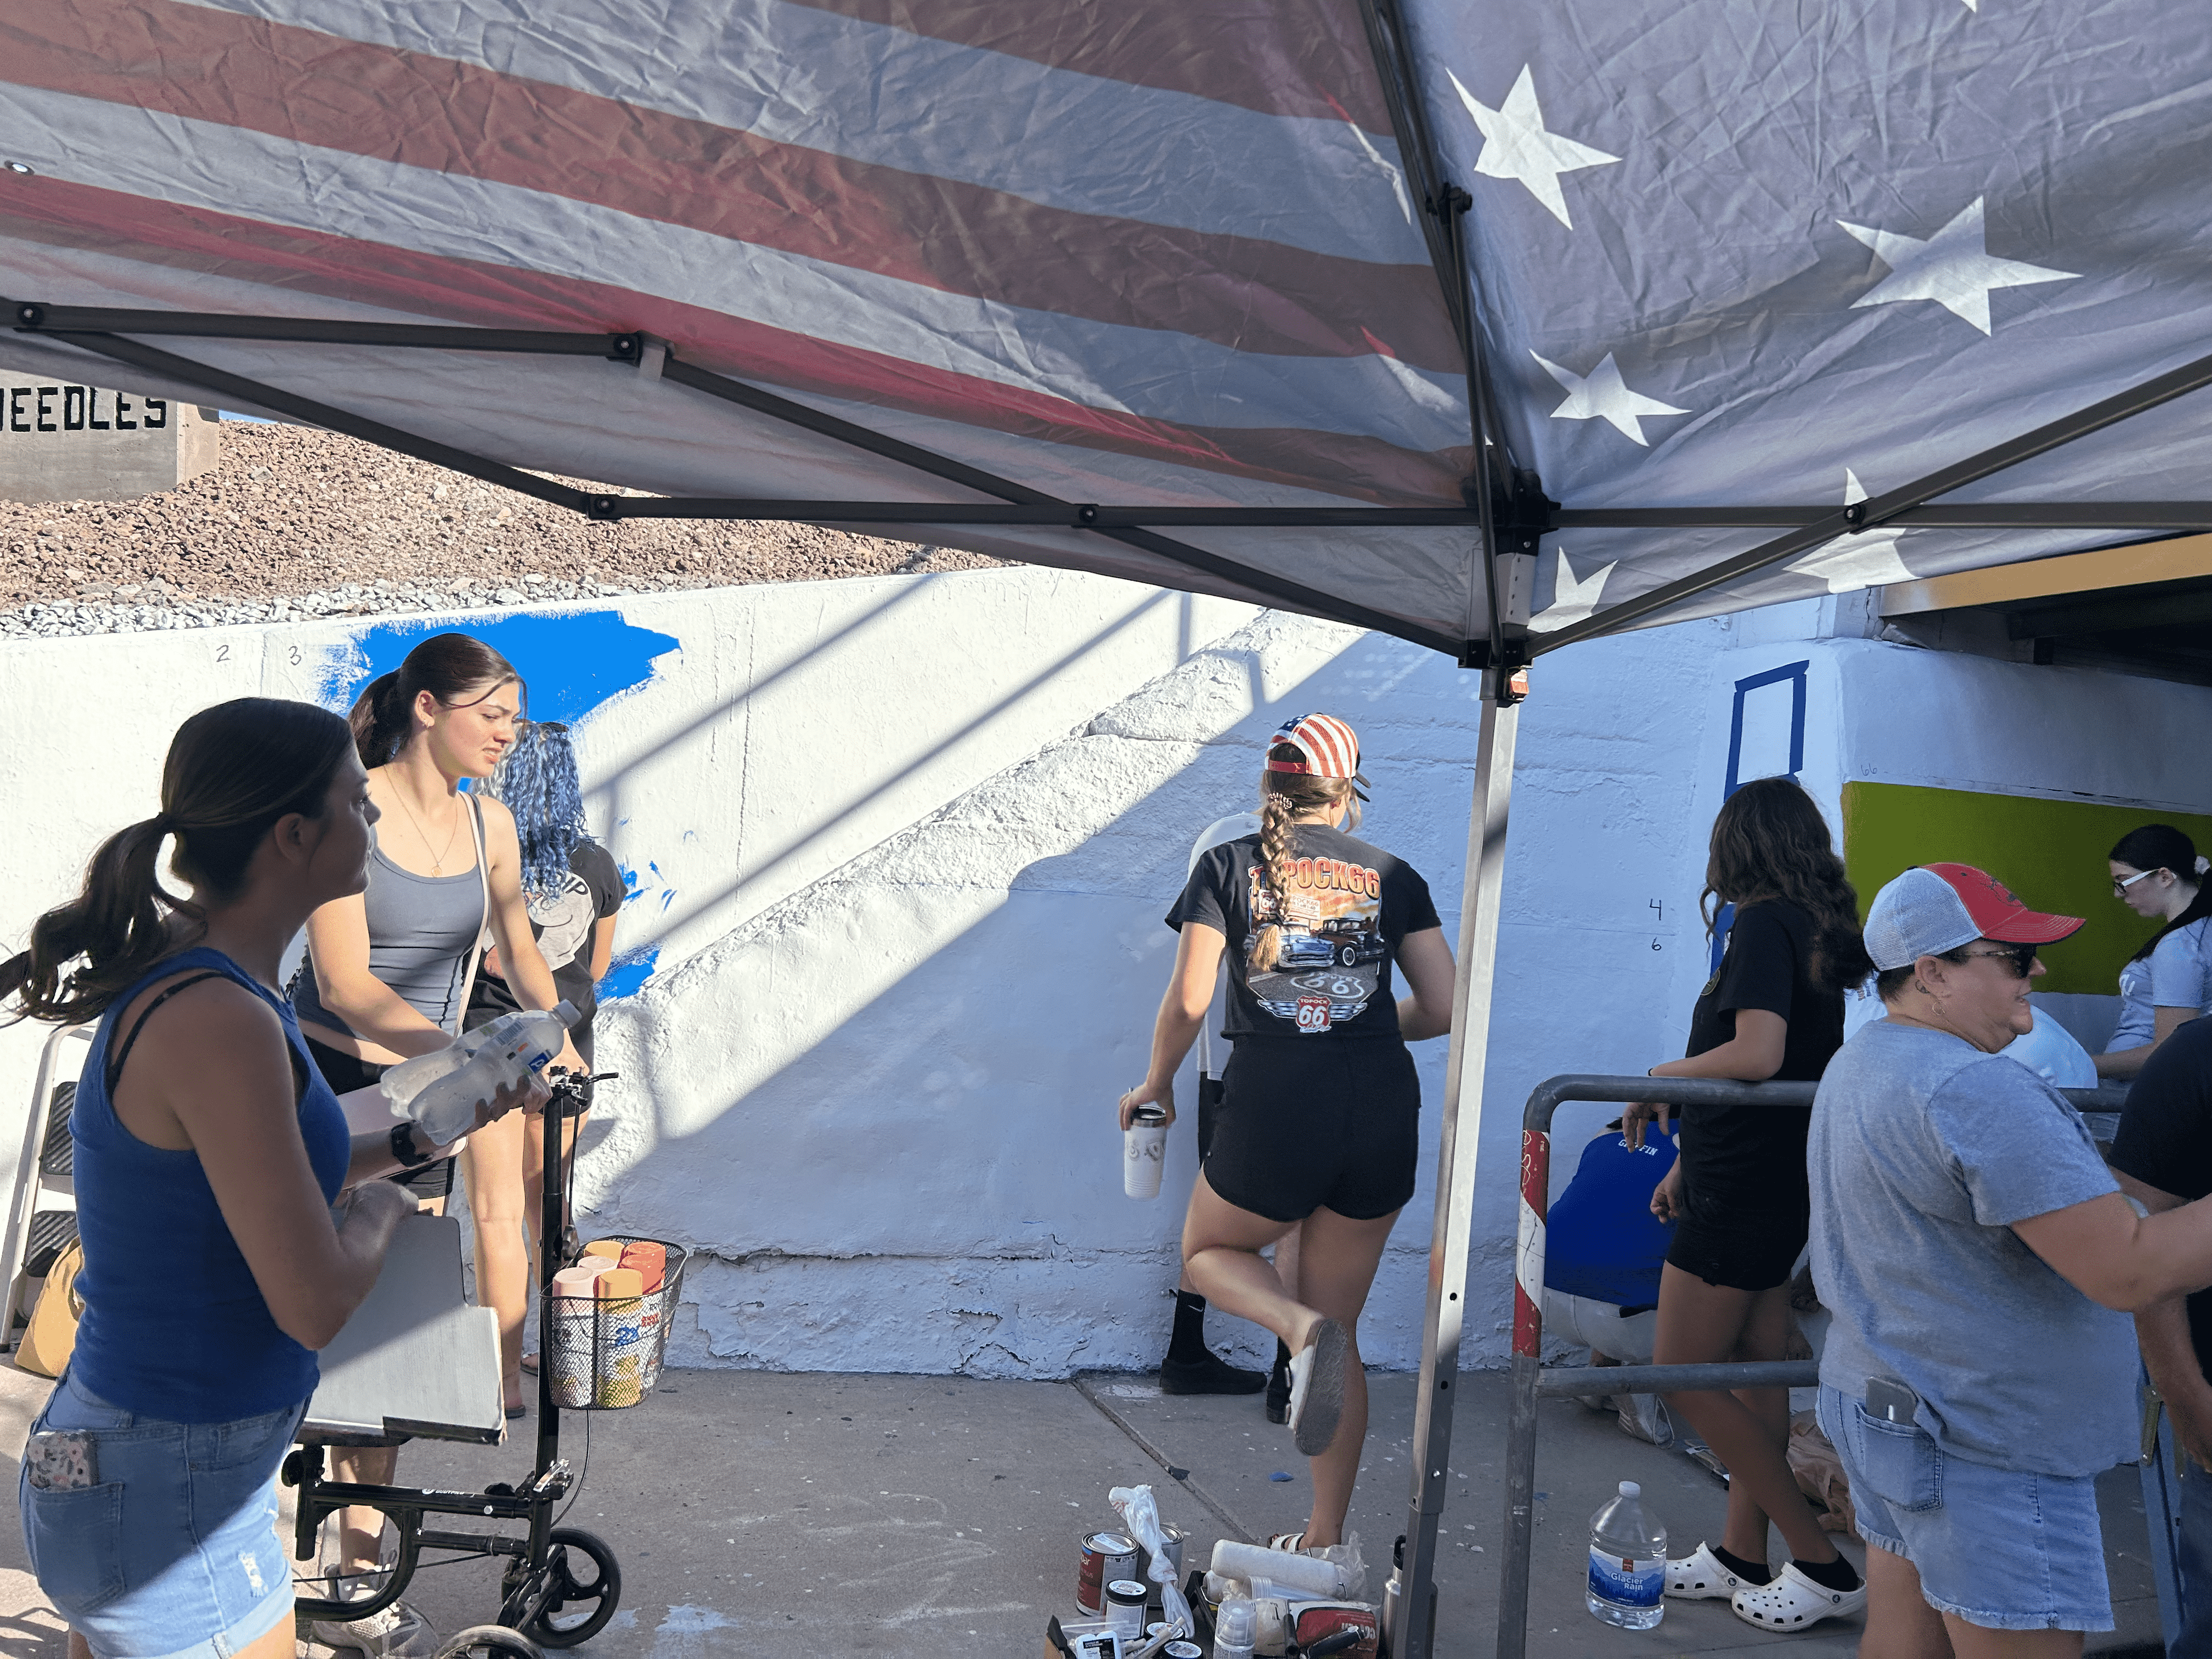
[391,1121,436,1170]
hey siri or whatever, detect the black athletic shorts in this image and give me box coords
[1203,1037,1420,1223]
[1664,1130,1810,1293]
[304,1036,455,1201]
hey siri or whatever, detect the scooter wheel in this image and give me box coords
[521,1527,622,1648]
[435,1628,544,1659]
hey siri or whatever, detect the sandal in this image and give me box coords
[1730,1562,1867,1631]
[1267,1531,1307,1553]
[1665,1542,1762,1601]
[1286,1318,1351,1457]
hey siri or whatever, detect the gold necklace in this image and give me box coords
[379,768,463,875]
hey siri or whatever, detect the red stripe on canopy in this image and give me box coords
[781,0,1397,132]
[3,179,1471,504]
[15,0,1458,373]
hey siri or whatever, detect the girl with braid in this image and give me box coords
[1119,713,1457,1553]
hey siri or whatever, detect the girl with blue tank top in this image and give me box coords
[0,698,533,1659]
[2097,824,2212,1081]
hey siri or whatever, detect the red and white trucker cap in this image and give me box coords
[1864,862,2085,970]
[1266,713,1365,783]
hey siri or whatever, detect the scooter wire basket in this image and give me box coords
[543,1237,690,1410]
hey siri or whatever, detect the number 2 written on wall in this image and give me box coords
[2,386,170,434]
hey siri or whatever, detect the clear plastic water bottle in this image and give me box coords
[380,1001,577,1143]
[1586,1480,1666,1629]
[1212,1595,1256,1659]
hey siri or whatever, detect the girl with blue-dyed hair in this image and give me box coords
[470,720,624,1365]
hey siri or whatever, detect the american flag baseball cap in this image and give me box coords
[1266,713,1367,788]
[1864,862,2085,970]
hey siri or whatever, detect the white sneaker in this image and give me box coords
[1730,1560,1867,1631]
[1616,1392,1673,1447]
[311,1587,442,1658]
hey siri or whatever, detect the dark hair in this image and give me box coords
[1248,743,1361,974]
[490,721,589,900]
[2109,824,2212,963]
[1702,776,1875,992]
[348,633,522,768]
[1,698,355,1025]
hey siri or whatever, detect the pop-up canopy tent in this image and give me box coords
[4,2,2207,1649]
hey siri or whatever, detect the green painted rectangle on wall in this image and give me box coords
[1839,782,2212,996]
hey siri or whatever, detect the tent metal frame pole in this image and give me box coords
[1536,344,2212,652]
[13,308,1462,657]
[1390,684,1519,1659]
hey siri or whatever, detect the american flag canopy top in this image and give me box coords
[0,0,2206,657]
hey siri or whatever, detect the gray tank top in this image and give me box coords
[296,794,489,1039]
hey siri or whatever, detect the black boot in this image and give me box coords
[1264,1338,1291,1423]
[1159,1291,1266,1395]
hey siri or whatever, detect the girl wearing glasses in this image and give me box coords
[1621,776,1875,1627]
[2097,825,2212,1080]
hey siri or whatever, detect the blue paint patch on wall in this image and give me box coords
[324,611,680,726]
[598,947,660,1000]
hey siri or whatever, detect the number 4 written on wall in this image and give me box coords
[1650,899,1663,951]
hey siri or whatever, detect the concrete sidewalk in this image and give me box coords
[0,1361,2166,1655]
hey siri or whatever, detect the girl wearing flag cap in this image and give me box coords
[1118,713,1457,1553]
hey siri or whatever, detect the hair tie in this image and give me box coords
[149,811,178,835]
[2198,855,2210,877]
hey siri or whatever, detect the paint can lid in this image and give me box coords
[1105,1579,1148,1604]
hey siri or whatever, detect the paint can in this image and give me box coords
[1104,1579,1149,1641]
[1077,1531,1139,1616]
[1163,1644,1204,1659]
[1141,1523,1184,1596]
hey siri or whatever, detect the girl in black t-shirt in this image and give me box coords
[1623,776,1873,1620]
[1118,714,1456,1554]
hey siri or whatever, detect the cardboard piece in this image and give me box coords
[303,1214,504,1443]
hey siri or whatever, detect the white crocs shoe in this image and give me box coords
[1664,1541,1761,1601]
[1730,1560,1866,1631]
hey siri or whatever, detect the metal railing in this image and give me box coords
[1494,1072,2130,1659]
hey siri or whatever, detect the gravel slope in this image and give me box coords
[0,420,1000,632]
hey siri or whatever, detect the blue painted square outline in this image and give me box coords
[1711,661,1811,972]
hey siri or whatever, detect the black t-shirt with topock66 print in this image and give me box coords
[1168,823,1441,1041]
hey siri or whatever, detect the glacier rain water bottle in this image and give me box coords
[380,1001,579,1144]
[1586,1479,1666,1630]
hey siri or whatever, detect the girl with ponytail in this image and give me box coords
[2,699,535,1659]
[1118,714,1457,1556]
[292,633,581,1642]
[2096,823,2212,1079]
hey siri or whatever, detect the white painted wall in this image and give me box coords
[4,570,2208,1378]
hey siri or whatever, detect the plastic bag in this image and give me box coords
[1788,1410,1857,1536]
[1109,1484,1195,1635]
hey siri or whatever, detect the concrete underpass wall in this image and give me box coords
[4,570,2203,1378]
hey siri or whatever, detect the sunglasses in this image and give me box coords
[1952,943,2039,978]
[2113,868,2163,897]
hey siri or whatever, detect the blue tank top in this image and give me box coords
[70,947,352,1422]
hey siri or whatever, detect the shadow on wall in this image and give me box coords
[572,622,1487,1380]
[317,580,1210,1011]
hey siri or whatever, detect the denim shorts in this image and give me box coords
[1818,1383,2113,1632]
[20,1369,306,1658]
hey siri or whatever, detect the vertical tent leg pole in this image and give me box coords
[1390,683,1520,1659]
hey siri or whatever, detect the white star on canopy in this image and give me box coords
[1528,549,1618,633]
[1838,197,2076,335]
[1449,66,1620,228]
[1785,469,1917,593]
[1532,351,1688,446]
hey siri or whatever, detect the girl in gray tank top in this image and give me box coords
[294,633,584,1616]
